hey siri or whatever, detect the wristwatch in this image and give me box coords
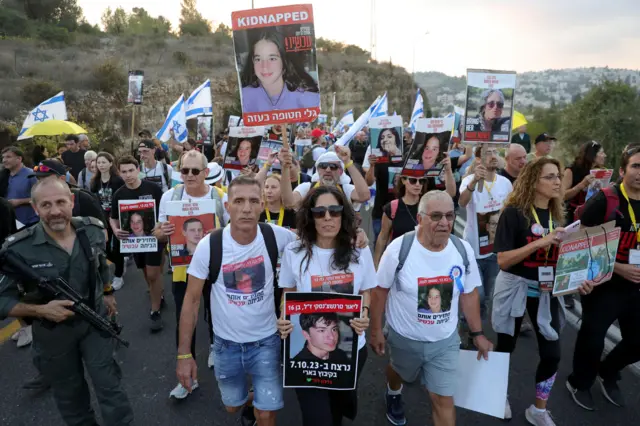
[469,330,484,338]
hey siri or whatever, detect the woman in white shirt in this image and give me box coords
[278,185,375,426]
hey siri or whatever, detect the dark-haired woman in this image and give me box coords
[563,141,607,221]
[241,29,320,113]
[378,128,402,157]
[278,185,375,426]
[90,151,126,290]
[373,175,427,268]
[492,158,593,424]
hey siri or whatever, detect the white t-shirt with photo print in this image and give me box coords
[460,174,512,259]
[188,224,297,343]
[279,243,377,350]
[376,235,482,342]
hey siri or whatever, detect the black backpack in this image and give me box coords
[208,223,281,317]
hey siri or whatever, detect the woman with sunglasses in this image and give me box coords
[471,89,510,133]
[278,185,375,426]
[492,158,593,424]
[373,175,427,268]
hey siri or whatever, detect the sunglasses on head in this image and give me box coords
[33,165,61,175]
[180,168,203,176]
[311,205,344,219]
[317,163,340,171]
[486,101,504,109]
[403,177,427,185]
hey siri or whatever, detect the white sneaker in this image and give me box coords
[11,329,21,341]
[504,397,512,420]
[112,277,124,291]
[525,405,556,426]
[16,325,32,348]
[208,348,215,368]
[169,380,199,400]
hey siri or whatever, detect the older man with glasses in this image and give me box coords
[370,190,490,426]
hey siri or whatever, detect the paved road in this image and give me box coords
[1,266,640,426]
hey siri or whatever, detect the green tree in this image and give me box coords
[179,0,211,36]
[558,80,640,169]
[24,0,83,31]
[211,23,232,47]
[101,7,128,35]
[128,7,171,35]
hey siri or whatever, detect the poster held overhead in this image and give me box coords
[463,69,516,144]
[118,200,158,253]
[196,116,213,145]
[223,126,265,170]
[166,199,216,267]
[228,115,242,128]
[401,117,454,178]
[284,292,362,390]
[127,70,144,105]
[369,115,404,164]
[232,4,321,126]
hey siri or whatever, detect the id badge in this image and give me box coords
[629,249,640,266]
[538,266,554,292]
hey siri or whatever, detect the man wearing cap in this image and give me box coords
[2,146,38,227]
[154,150,226,399]
[280,146,371,209]
[527,133,556,162]
[138,139,172,192]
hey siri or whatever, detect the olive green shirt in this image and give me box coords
[0,217,110,319]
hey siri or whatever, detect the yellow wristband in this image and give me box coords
[344,161,354,169]
[177,353,193,360]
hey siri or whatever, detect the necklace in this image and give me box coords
[403,199,418,226]
[262,84,285,108]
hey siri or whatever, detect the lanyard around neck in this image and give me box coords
[531,207,554,261]
[620,183,640,244]
[265,205,284,227]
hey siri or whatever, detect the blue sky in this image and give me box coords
[79,0,640,75]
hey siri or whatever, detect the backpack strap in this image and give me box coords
[448,234,470,275]
[76,226,97,310]
[211,187,225,227]
[208,228,224,284]
[163,163,171,190]
[390,199,399,220]
[393,231,415,289]
[171,184,185,201]
[603,186,621,222]
[258,223,281,318]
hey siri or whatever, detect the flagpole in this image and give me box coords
[130,106,136,154]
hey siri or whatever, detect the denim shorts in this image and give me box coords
[213,333,283,411]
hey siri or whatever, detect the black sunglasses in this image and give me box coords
[486,101,504,109]
[403,177,427,185]
[311,205,344,219]
[180,168,203,176]
[317,162,340,171]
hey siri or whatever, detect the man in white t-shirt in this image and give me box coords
[370,191,492,426]
[138,139,172,192]
[280,149,370,209]
[154,151,226,400]
[459,146,513,321]
[178,176,296,426]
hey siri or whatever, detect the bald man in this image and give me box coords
[500,143,527,184]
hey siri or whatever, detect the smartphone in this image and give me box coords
[559,220,581,240]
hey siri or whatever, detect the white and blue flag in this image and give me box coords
[333,109,354,133]
[17,91,67,140]
[409,89,424,134]
[335,96,381,147]
[185,79,212,120]
[370,92,388,118]
[157,95,188,143]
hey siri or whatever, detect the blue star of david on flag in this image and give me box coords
[172,120,182,134]
[32,108,49,123]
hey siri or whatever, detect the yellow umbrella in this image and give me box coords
[511,110,527,130]
[21,120,87,138]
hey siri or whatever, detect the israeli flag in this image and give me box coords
[17,91,68,140]
[156,95,188,143]
[185,79,212,120]
[333,109,354,132]
[409,89,424,134]
[335,96,380,146]
[370,92,388,118]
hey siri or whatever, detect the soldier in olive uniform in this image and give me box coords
[0,178,133,426]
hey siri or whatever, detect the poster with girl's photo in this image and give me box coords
[369,115,403,163]
[127,70,144,105]
[476,210,501,256]
[196,116,213,145]
[463,69,516,144]
[118,200,157,253]
[294,138,312,160]
[223,125,265,170]
[166,199,216,267]
[232,4,321,125]
[401,117,454,178]
[284,292,362,390]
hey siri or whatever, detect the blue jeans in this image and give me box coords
[372,218,382,244]
[476,254,499,320]
[212,333,283,411]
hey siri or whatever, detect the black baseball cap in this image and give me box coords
[535,133,557,144]
[138,139,155,150]
[29,159,68,178]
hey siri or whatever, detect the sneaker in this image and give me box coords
[504,397,512,420]
[565,380,594,411]
[385,391,407,426]
[207,347,215,369]
[112,276,124,291]
[240,405,257,426]
[169,380,199,399]
[22,374,50,391]
[564,294,575,309]
[598,376,624,407]
[17,325,32,348]
[150,311,163,332]
[525,405,556,426]
[11,329,21,341]
[520,319,534,333]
